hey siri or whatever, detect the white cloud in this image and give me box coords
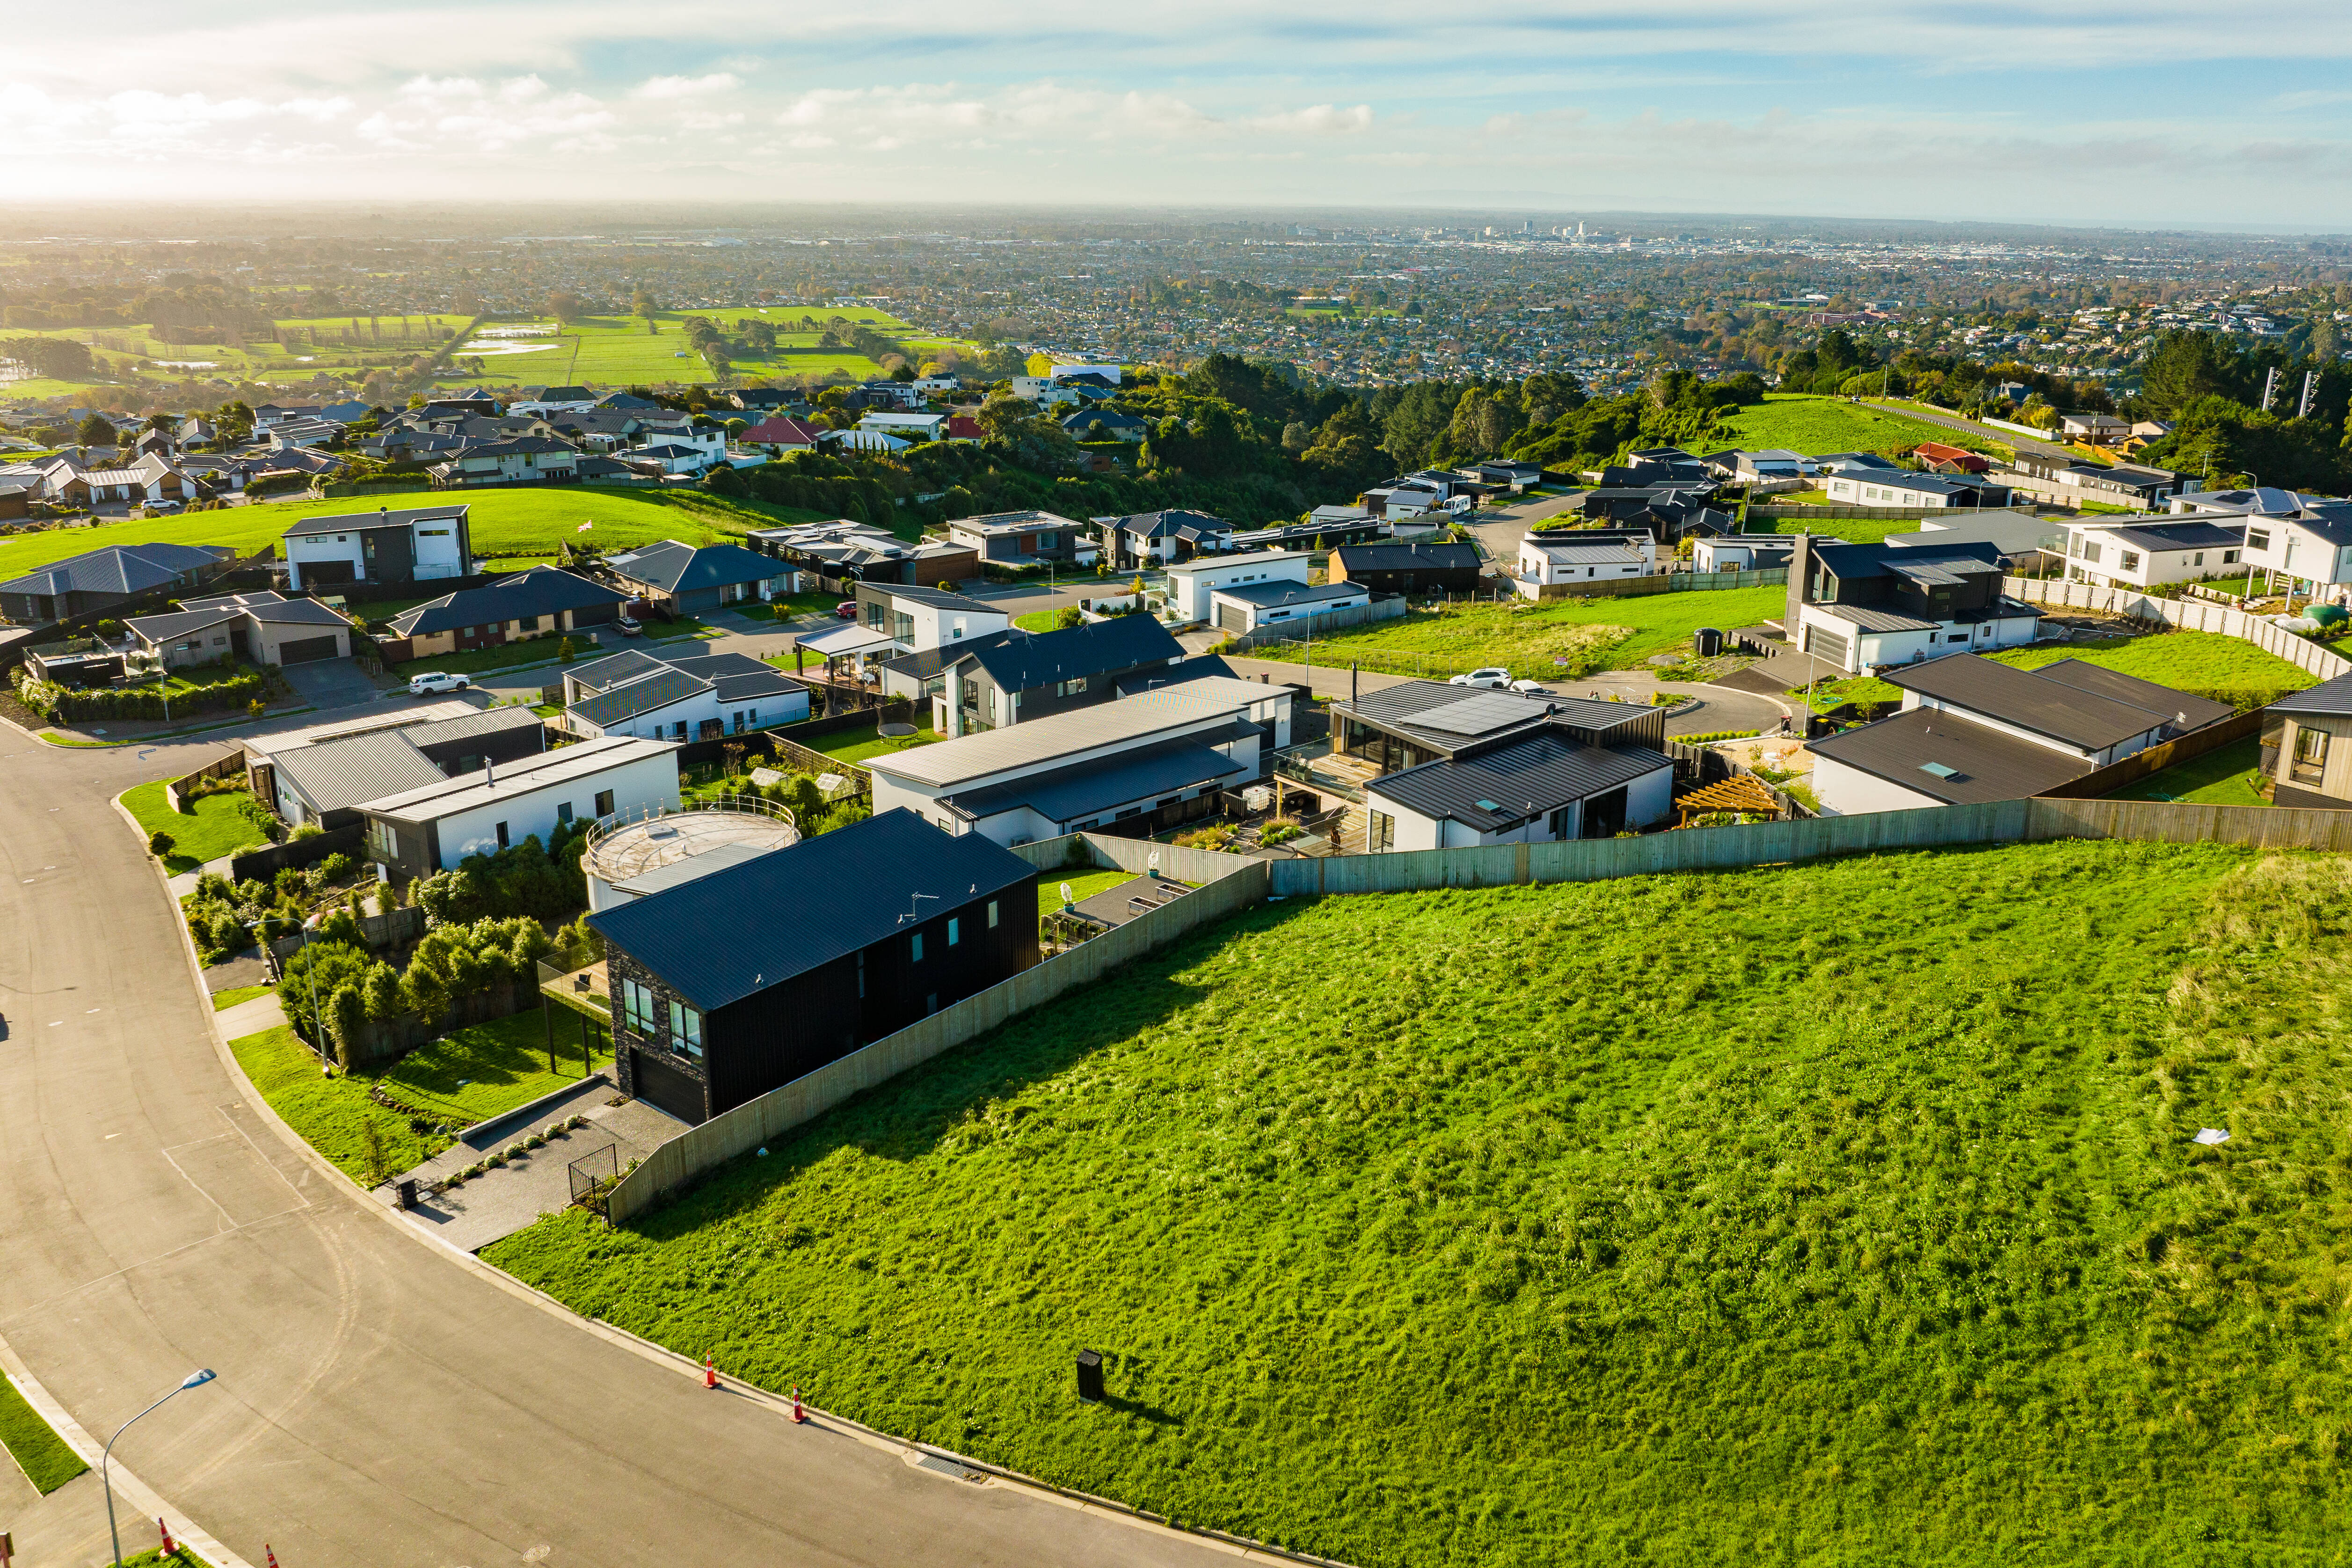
[635,72,742,99]
[1245,103,1373,135]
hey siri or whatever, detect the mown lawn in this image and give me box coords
[488,838,2352,1567]
[1806,632,2319,714]
[0,486,827,582]
[119,780,271,874]
[1037,867,1131,919]
[1251,583,1790,679]
[2108,736,2271,806]
[0,1372,87,1494]
[795,720,943,766]
[231,1011,612,1184]
[1713,394,2003,458]
[211,983,273,1011]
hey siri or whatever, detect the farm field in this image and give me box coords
[1802,631,2319,715]
[0,487,827,581]
[435,308,975,391]
[1713,394,2004,459]
[484,838,2352,1567]
[1251,583,1790,679]
[0,314,473,391]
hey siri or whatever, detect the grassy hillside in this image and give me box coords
[0,487,824,581]
[488,839,2352,1567]
[1807,630,2319,714]
[1713,394,2004,458]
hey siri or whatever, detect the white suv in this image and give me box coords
[408,671,471,696]
[1449,667,1512,690]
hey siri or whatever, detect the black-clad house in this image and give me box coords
[587,809,1041,1124]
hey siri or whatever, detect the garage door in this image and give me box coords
[1217,603,1247,634]
[277,635,341,664]
[631,1049,707,1124]
[1801,625,1849,668]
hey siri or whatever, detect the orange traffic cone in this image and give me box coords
[160,1517,175,1556]
[791,1386,806,1424]
[266,1548,280,1568]
[704,1356,717,1390]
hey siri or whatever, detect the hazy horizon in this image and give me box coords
[10,2,2352,228]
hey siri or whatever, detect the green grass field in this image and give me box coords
[1715,394,2002,458]
[1,314,475,392]
[1039,867,1130,919]
[119,781,272,873]
[434,308,971,390]
[0,1372,88,1494]
[231,1013,613,1184]
[1252,584,1790,679]
[0,487,825,583]
[1805,632,2320,715]
[485,839,2352,1566]
[2108,736,2270,805]
[794,720,943,766]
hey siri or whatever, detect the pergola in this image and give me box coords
[1674,775,1783,825]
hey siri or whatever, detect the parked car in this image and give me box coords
[1449,667,1512,690]
[834,600,859,620]
[615,615,643,637]
[408,671,470,696]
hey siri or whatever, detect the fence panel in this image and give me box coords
[2025,797,2352,851]
[227,823,365,883]
[163,749,245,813]
[2034,709,2263,800]
[2002,575,2352,681]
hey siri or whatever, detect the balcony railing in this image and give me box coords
[539,956,611,1019]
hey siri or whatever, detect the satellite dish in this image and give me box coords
[1060,881,1074,909]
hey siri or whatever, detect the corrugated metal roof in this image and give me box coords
[571,668,711,728]
[1883,654,2172,750]
[1809,708,2091,804]
[411,706,549,746]
[363,735,676,823]
[2268,672,2352,717]
[1368,732,1671,830]
[567,648,670,693]
[1210,580,1368,609]
[939,734,1248,825]
[275,730,449,813]
[248,701,476,754]
[1812,603,1941,633]
[1335,678,1642,752]
[868,677,1278,788]
[587,809,1037,1011]
[284,504,467,539]
[126,606,243,644]
[0,542,219,598]
[2028,658,2233,733]
[961,615,1181,692]
[607,540,779,594]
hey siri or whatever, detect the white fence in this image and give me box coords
[2004,576,2352,681]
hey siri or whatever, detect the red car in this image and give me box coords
[835,600,859,620]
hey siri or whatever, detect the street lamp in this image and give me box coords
[103,1369,215,1568]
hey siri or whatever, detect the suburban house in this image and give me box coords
[1516,529,1661,593]
[853,582,1012,654]
[1329,679,1669,779]
[1783,537,2040,675]
[2059,518,2243,590]
[2231,502,2352,603]
[247,704,548,829]
[931,613,1188,737]
[1704,447,1811,483]
[425,436,581,489]
[1208,579,1371,634]
[1912,442,1993,474]
[1226,514,1393,553]
[1061,407,1150,443]
[1820,467,2016,509]
[1688,532,1845,573]
[2260,672,2352,808]
[943,509,1092,567]
[745,521,976,590]
[1159,549,1305,624]
[587,809,1041,1125]
[2060,413,2132,445]
[1881,512,2067,576]
[1807,654,2232,815]
[126,590,353,669]
[738,415,823,456]
[868,678,1294,845]
[856,412,948,443]
[1329,541,1484,597]
[2001,453,2189,510]
[1364,727,1674,850]
[1101,508,1233,569]
[0,542,233,626]
[559,646,811,740]
[602,540,797,614]
[360,734,681,876]
[284,504,473,591]
[384,567,629,659]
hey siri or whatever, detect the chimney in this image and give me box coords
[485,757,495,788]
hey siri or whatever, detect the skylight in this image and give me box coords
[1918,761,1959,779]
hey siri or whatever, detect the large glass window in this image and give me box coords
[668,999,704,1057]
[2293,724,2331,785]
[620,977,656,1034]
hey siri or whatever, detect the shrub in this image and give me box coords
[524,1133,546,1150]
[318,852,356,882]
[278,940,376,1048]
[504,1142,528,1160]
[290,821,324,841]
[486,1152,506,1168]
[410,822,590,925]
[205,908,246,955]
[147,829,176,857]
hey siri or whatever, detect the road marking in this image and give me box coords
[85,1007,100,1014]
[48,1020,62,1026]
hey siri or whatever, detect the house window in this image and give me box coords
[557,802,574,823]
[672,721,688,739]
[947,917,961,947]
[668,999,704,1058]
[925,993,938,1015]
[2193,553,2204,566]
[620,977,656,1035]
[2224,550,2239,564]
[495,821,510,848]
[746,708,758,728]
[595,788,615,817]
[2082,542,2101,564]
[1057,676,1089,697]
[2293,724,2330,785]
[732,711,746,733]
[911,931,925,963]
[698,718,724,740]
[987,899,999,928]
[2249,529,2271,553]
[1369,809,1396,852]
[961,678,978,709]
[1547,806,1571,838]
[2120,551,2141,572]
[985,688,998,722]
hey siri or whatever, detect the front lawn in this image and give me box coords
[211,983,273,1011]
[0,1371,87,1494]
[1250,583,1791,680]
[485,838,2352,1567]
[231,1011,613,1185]
[2108,736,2270,806]
[119,780,272,874]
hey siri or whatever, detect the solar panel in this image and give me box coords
[1411,692,1546,735]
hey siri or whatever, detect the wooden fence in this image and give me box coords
[2035,708,2263,801]
[606,834,1266,1223]
[163,748,245,813]
[228,823,365,884]
[2003,576,2352,681]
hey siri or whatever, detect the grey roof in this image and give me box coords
[867,677,1279,787]
[1809,708,2092,804]
[125,605,245,645]
[245,597,350,628]
[283,504,466,539]
[274,729,449,813]
[606,540,781,595]
[2085,520,2244,552]
[587,809,1037,1011]
[883,628,1020,684]
[0,541,221,599]
[938,733,1249,826]
[1333,542,1482,573]
[1812,540,2006,583]
[959,615,1181,692]
[391,568,626,638]
[571,668,712,728]
[662,652,803,704]
[1529,542,1649,566]
[409,706,549,747]
[1884,514,2064,555]
[2026,658,2233,732]
[2269,672,2352,718]
[1335,678,1646,752]
[567,647,673,693]
[1811,603,1941,633]
[1368,732,1671,831]
[867,582,1000,614]
[364,736,676,824]
[1209,580,1367,609]
[1113,654,1240,696]
[1116,508,1231,540]
[1881,654,2177,750]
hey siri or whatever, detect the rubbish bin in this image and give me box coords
[396,1178,418,1210]
[1695,627,1724,657]
[1075,1349,1105,1402]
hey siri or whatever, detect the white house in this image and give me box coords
[284,504,472,591]
[1820,468,2016,509]
[2235,505,2352,602]
[561,648,812,741]
[1207,579,1370,634]
[856,412,948,442]
[2059,518,2243,590]
[820,429,914,454]
[1786,538,2039,676]
[1516,531,1659,595]
[359,735,681,875]
[850,581,1013,655]
[1161,549,1313,623]
[1365,730,1674,850]
[866,678,1289,846]
[1048,363,1122,385]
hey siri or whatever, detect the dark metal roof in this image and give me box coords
[938,733,1249,825]
[570,667,711,728]
[663,651,803,703]
[245,597,349,628]
[1113,654,1240,696]
[125,606,245,644]
[2027,658,2233,733]
[867,582,1001,613]
[588,809,1038,1011]
[882,628,1019,683]
[1210,580,1367,609]
[1812,603,1941,633]
[567,648,672,693]
[2265,671,2352,718]
[0,541,221,598]
[2085,520,2243,552]
[1367,732,1670,830]
[1114,508,1231,540]
[607,540,781,595]
[283,504,467,539]
[1811,539,2005,582]
[1334,678,1648,752]
[391,568,627,637]
[1809,708,2092,803]
[1333,542,1482,573]
[1881,654,2176,750]
[960,613,1181,692]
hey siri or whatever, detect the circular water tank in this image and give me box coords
[583,802,799,911]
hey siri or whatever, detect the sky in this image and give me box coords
[9,1,2352,229]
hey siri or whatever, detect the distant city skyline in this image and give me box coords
[10,1,2352,227]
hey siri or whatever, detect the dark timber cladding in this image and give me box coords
[588,809,1040,1123]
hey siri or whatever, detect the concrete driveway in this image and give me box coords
[278,656,386,714]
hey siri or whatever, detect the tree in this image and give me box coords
[631,286,659,319]
[2139,330,2246,418]
[1281,420,1312,453]
[1054,605,1085,630]
[75,412,114,446]
[546,292,590,325]
[147,830,175,858]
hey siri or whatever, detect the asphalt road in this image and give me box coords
[0,708,1247,1568]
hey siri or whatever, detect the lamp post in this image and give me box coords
[103,1369,215,1568]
